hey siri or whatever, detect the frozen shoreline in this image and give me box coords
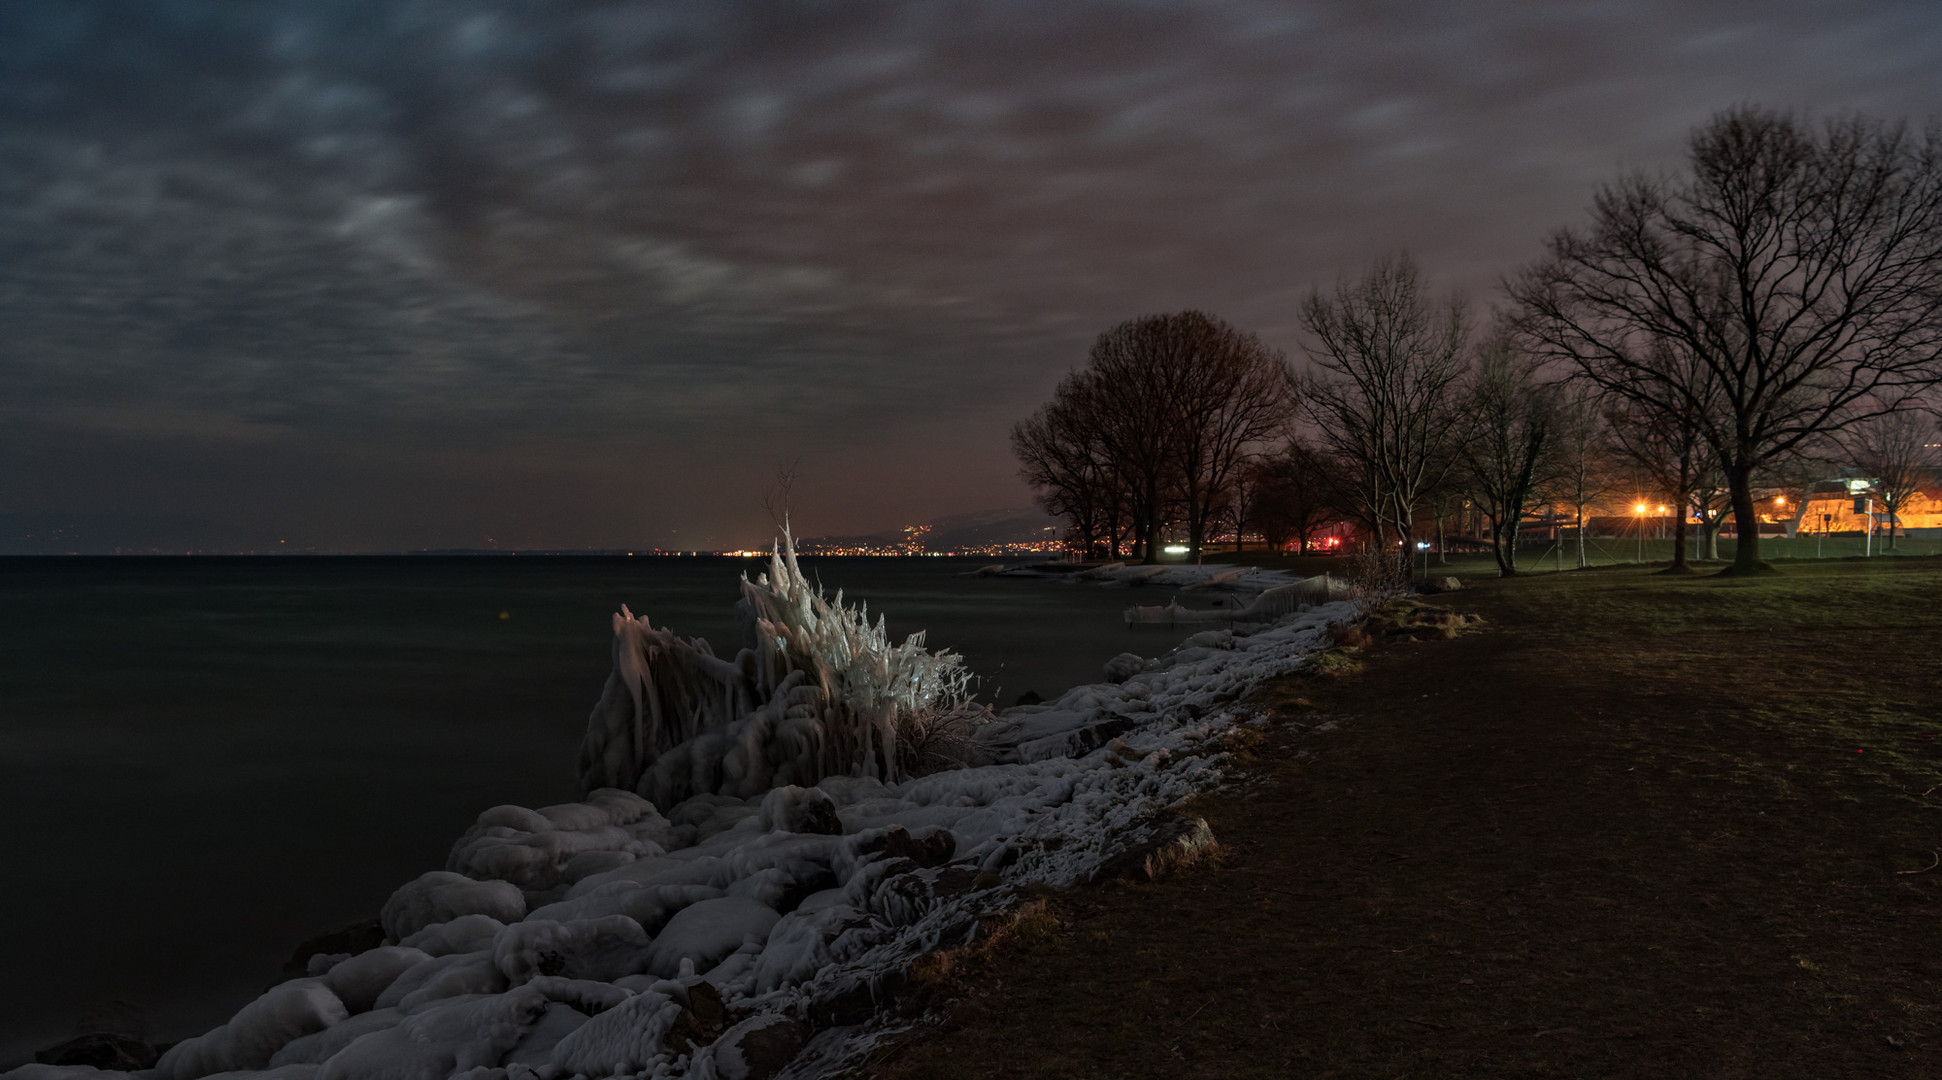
[8,559,1357,1080]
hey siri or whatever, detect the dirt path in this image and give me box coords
[869,565,1942,1079]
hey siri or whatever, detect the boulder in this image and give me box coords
[758,785,843,836]
[380,871,525,942]
[855,825,956,869]
[1102,652,1148,684]
[706,1014,808,1080]
[1090,815,1217,883]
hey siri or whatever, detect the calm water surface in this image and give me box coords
[0,555,1170,1059]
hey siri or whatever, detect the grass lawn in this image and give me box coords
[868,558,1942,1079]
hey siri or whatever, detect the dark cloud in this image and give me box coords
[3,1,1940,550]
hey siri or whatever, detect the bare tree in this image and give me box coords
[1846,407,1941,549]
[1299,254,1471,581]
[1687,472,1729,562]
[1166,315,1294,557]
[1013,384,1116,558]
[1222,464,1257,552]
[1455,336,1555,576]
[1064,331,1176,561]
[1545,385,1619,568]
[1250,439,1346,553]
[1602,395,1709,572]
[1023,311,1289,563]
[1510,106,1942,575]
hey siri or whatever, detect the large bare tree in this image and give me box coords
[1016,311,1288,561]
[1510,106,1942,574]
[1299,254,1471,578]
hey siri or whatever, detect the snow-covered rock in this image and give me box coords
[312,987,550,1080]
[381,872,527,942]
[321,945,427,1014]
[446,789,671,895]
[492,915,650,986]
[401,914,506,958]
[153,980,347,1080]
[642,897,782,979]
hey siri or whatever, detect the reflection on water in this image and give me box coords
[0,555,1164,1059]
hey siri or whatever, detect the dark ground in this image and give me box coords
[869,558,1942,1079]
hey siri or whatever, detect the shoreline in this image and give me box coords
[7,582,1359,1080]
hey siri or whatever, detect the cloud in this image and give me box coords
[2,0,1940,548]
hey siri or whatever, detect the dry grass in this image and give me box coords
[866,559,1942,1079]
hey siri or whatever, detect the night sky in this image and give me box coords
[4,2,1940,553]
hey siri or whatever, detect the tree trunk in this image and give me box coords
[1488,514,1516,577]
[1575,506,1587,569]
[1666,509,1690,572]
[1701,518,1722,561]
[1726,464,1764,574]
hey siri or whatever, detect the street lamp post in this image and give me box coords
[1634,503,1646,563]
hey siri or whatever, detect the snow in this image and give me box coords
[382,873,526,941]
[321,946,430,1012]
[493,917,651,985]
[4,544,1359,1080]
[153,982,347,1079]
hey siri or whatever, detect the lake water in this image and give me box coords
[0,555,1171,1061]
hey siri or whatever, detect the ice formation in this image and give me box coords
[4,550,1359,1080]
[576,531,978,808]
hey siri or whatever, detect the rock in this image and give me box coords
[1102,652,1148,684]
[34,1032,160,1070]
[1417,575,1463,594]
[643,897,782,978]
[806,970,906,1027]
[279,918,386,981]
[1068,717,1138,756]
[323,945,430,1013]
[857,825,956,868]
[1091,815,1217,883]
[707,1013,808,1080]
[380,871,526,942]
[1180,629,1235,650]
[663,980,728,1052]
[758,785,843,835]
